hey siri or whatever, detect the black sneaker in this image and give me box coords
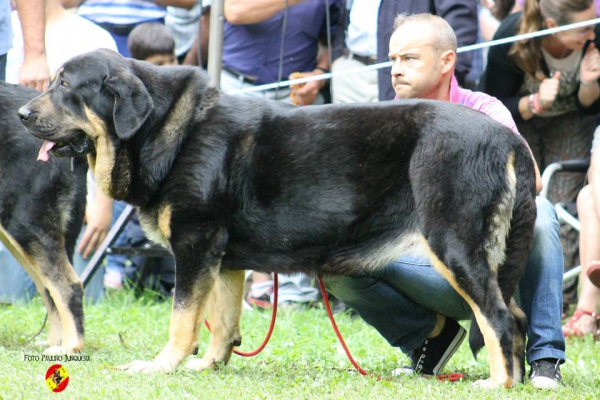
[394,317,466,376]
[529,358,563,390]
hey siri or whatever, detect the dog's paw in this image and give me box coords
[114,360,176,373]
[472,378,506,389]
[184,358,218,371]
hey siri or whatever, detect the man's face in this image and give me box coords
[388,24,444,99]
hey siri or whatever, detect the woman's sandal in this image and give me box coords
[562,308,600,340]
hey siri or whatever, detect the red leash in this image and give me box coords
[204,273,278,357]
[317,276,463,382]
[206,273,463,382]
[317,276,372,377]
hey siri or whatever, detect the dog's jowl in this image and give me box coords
[19,49,537,388]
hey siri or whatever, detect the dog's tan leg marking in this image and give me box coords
[34,250,84,355]
[117,270,217,373]
[0,226,66,349]
[423,239,512,389]
[185,269,245,371]
[158,206,172,241]
[510,299,526,384]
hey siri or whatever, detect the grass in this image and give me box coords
[2,290,599,400]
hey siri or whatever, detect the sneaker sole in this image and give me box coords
[432,326,467,375]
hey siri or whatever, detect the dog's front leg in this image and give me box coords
[186,268,245,371]
[116,224,227,373]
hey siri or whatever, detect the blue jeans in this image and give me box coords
[326,197,566,365]
[0,53,7,81]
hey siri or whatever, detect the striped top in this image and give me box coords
[77,0,166,26]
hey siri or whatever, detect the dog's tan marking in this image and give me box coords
[30,242,84,354]
[158,205,172,241]
[160,87,195,143]
[0,227,65,346]
[484,152,517,273]
[186,269,245,371]
[120,264,219,372]
[1,225,82,352]
[422,238,512,388]
[0,224,36,272]
[137,208,170,249]
[82,106,115,196]
[337,230,427,274]
[509,299,526,383]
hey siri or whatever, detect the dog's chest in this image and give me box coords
[138,206,172,249]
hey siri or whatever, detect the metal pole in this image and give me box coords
[207,0,224,88]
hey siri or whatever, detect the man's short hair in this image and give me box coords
[127,22,176,61]
[393,13,458,54]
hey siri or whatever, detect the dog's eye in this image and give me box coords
[59,79,69,88]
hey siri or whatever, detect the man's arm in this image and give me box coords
[15,0,49,92]
[154,0,196,9]
[224,0,306,25]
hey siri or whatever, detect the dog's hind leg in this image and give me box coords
[0,226,79,352]
[423,236,515,388]
[185,269,245,371]
[35,251,85,355]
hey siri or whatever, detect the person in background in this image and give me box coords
[481,0,600,316]
[375,0,478,101]
[165,1,202,64]
[0,0,49,90]
[326,13,566,390]
[128,22,178,65]
[562,126,600,339]
[0,0,117,304]
[214,0,340,307]
[63,0,196,57]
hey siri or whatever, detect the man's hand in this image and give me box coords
[19,53,50,92]
[77,192,113,259]
[537,71,561,110]
[580,43,600,85]
[289,70,326,106]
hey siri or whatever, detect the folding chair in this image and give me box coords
[539,158,590,282]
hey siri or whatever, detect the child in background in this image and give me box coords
[128,22,178,66]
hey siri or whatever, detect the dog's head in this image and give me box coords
[18,49,153,162]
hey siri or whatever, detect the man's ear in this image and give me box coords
[440,50,456,75]
[103,71,153,140]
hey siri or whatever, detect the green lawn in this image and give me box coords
[2,290,599,400]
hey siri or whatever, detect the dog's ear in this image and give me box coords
[104,71,153,140]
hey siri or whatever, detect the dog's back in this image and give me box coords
[199,99,535,279]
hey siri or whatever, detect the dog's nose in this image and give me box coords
[18,106,32,122]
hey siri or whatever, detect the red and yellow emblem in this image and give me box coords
[45,364,69,393]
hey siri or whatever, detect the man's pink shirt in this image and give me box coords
[449,75,520,134]
[394,75,519,135]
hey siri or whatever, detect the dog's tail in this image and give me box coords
[467,142,536,359]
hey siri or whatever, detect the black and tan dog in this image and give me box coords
[19,49,537,388]
[0,82,87,354]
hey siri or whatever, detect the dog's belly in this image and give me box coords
[222,228,427,276]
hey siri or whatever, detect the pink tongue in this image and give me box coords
[37,140,56,162]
